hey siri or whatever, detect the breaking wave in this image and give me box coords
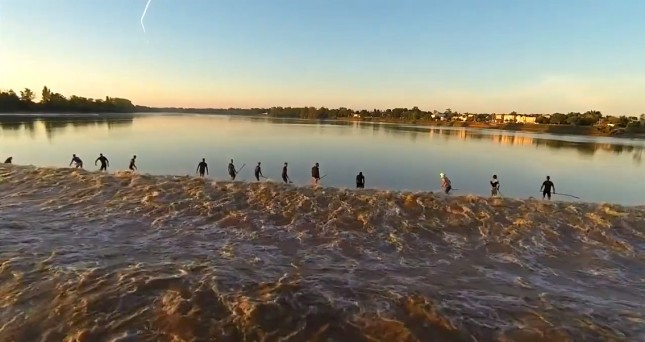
[0,165,643,341]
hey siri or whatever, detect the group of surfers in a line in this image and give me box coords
[2,155,558,200]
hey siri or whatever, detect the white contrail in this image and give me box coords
[141,0,152,33]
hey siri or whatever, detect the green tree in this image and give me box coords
[41,86,52,104]
[536,115,550,124]
[19,88,35,102]
[0,89,22,112]
[550,113,567,124]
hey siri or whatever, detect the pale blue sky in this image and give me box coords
[1,0,644,114]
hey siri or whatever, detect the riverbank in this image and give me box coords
[340,117,645,139]
[1,164,643,341]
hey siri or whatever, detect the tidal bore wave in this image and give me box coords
[0,165,643,341]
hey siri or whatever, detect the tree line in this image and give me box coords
[0,86,136,113]
[1,86,643,128]
[265,107,644,128]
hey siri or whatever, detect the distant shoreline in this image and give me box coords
[2,111,644,139]
[336,117,645,139]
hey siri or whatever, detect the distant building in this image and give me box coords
[432,113,447,121]
[517,115,536,124]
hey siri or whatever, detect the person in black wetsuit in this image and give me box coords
[356,172,365,188]
[540,176,555,200]
[3,157,12,164]
[254,162,264,181]
[490,174,500,196]
[69,154,83,168]
[196,158,208,177]
[95,153,109,172]
[282,162,290,183]
[228,159,237,180]
[311,162,320,185]
[129,155,137,172]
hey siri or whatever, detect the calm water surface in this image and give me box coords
[1,113,643,204]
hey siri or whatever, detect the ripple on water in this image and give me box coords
[0,165,643,341]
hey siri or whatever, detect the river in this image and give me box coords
[1,113,644,341]
[0,113,643,205]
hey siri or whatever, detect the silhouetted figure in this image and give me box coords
[129,155,137,171]
[311,163,320,185]
[196,158,208,177]
[254,162,264,181]
[440,172,452,194]
[282,162,290,183]
[3,157,12,164]
[356,172,365,188]
[541,176,555,200]
[228,159,237,180]
[490,174,500,196]
[69,154,83,169]
[95,153,109,172]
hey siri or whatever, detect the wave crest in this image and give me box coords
[0,165,643,341]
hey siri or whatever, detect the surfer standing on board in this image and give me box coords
[540,176,555,200]
[69,154,83,169]
[356,172,365,188]
[196,158,208,177]
[129,155,137,172]
[282,162,291,183]
[95,153,109,172]
[311,162,321,185]
[228,159,237,180]
[490,175,500,196]
[440,172,452,194]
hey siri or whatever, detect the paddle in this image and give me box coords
[554,192,580,199]
[538,191,580,200]
[236,163,245,175]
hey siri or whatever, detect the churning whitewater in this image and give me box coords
[0,165,643,341]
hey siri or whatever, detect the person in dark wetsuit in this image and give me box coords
[540,176,555,200]
[69,154,83,168]
[129,155,137,172]
[254,162,264,181]
[311,163,320,185]
[356,172,365,188]
[196,158,208,177]
[282,162,290,183]
[3,157,12,164]
[228,159,237,180]
[95,153,109,172]
[490,174,500,196]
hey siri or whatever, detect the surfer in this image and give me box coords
[254,162,264,181]
[356,172,365,188]
[228,159,237,180]
[282,162,290,183]
[95,153,109,172]
[490,174,500,196]
[3,156,12,164]
[311,162,320,185]
[440,172,452,194]
[196,158,208,177]
[129,155,137,171]
[69,154,83,169]
[540,176,555,200]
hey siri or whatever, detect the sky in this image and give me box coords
[1,0,645,114]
